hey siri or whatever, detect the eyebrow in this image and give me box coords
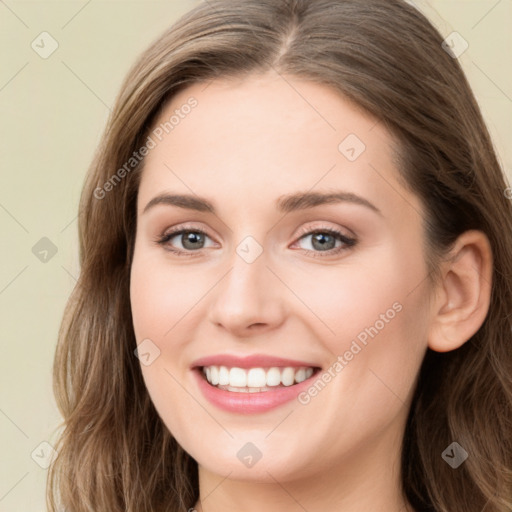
[142,190,382,216]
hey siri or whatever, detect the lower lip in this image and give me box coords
[192,367,321,414]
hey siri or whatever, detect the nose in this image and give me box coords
[207,247,286,337]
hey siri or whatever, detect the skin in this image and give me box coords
[129,70,492,512]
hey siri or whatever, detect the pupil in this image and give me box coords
[183,232,204,249]
[312,233,334,251]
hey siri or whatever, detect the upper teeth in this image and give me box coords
[202,366,315,388]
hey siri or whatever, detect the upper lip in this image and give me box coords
[191,353,321,369]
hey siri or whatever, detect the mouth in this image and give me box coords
[195,365,322,393]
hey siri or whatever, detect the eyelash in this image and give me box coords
[154,223,357,259]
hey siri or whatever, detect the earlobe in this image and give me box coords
[427,230,493,353]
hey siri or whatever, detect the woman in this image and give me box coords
[47,0,512,511]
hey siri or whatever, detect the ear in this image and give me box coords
[428,230,493,353]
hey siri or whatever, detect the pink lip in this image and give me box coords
[192,367,321,414]
[190,353,320,369]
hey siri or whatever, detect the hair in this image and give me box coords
[47,0,512,511]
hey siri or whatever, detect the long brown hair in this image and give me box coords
[47,1,512,510]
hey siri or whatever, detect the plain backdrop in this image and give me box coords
[0,1,511,510]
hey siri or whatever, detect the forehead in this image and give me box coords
[136,71,418,221]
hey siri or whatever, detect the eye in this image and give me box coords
[292,225,357,257]
[154,225,215,257]
[154,223,357,258]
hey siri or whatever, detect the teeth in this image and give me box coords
[201,365,315,390]
[218,366,230,385]
[247,368,266,387]
[230,367,247,387]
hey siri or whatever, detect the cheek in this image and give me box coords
[291,251,429,460]
[129,251,189,382]
[130,251,205,342]
[129,252,201,440]
[303,241,429,400]
[301,245,426,345]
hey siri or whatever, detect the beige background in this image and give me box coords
[0,1,510,510]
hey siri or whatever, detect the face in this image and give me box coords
[130,71,432,484]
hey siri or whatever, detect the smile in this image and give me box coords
[193,364,322,414]
[202,365,315,392]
